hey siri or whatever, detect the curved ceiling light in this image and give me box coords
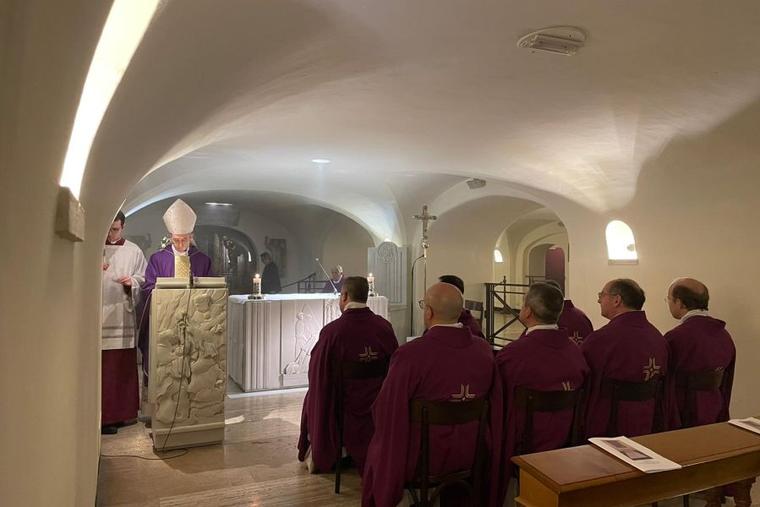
[517,26,586,56]
[59,0,160,199]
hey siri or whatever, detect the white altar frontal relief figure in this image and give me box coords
[283,303,320,375]
[150,287,227,433]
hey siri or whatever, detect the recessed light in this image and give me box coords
[311,158,331,164]
[205,202,233,207]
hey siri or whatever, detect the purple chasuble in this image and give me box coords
[495,328,589,497]
[361,326,504,507]
[582,311,675,438]
[558,300,594,345]
[459,309,485,339]
[297,307,398,474]
[137,245,213,382]
[664,315,735,427]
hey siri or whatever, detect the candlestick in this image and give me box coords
[367,272,377,297]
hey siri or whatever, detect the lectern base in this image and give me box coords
[151,421,225,451]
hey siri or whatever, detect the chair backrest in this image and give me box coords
[407,398,489,507]
[464,300,484,326]
[512,387,584,455]
[333,355,391,494]
[603,376,663,435]
[676,367,726,428]
[340,356,391,380]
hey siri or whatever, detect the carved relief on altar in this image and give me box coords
[368,241,407,305]
[280,300,322,379]
[150,288,228,430]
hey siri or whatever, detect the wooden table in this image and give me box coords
[513,422,760,507]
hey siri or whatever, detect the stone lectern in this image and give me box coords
[149,277,228,450]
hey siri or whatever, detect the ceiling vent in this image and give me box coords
[517,26,586,56]
[466,178,486,190]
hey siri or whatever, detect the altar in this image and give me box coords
[227,293,390,392]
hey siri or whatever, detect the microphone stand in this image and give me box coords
[315,258,338,295]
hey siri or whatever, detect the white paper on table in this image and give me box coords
[225,415,245,425]
[729,417,760,435]
[589,436,682,473]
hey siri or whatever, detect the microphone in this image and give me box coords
[315,258,338,295]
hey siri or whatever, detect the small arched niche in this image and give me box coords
[606,220,638,264]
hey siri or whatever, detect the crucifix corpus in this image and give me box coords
[413,205,437,258]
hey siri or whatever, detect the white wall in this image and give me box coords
[0,1,113,505]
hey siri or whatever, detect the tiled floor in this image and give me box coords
[99,385,759,507]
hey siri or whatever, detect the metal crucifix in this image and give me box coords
[413,205,437,258]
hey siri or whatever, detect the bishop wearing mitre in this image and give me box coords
[137,199,214,395]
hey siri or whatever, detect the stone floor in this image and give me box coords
[98,386,758,507]
[98,390,360,506]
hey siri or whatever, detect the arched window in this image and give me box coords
[493,248,504,263]
[605,220,638,263]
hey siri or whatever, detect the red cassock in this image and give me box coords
[459,309,485,339]
[581,311,676,438]
[361,325,503,507]
[297,307,398,474]
[495,328,589,495]
[558,299,594,345]
[664,314,736,426]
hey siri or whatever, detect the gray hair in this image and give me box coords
[524,282,564,324]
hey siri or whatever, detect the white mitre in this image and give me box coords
[163,199,197,234]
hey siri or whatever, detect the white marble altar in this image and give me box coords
[149,279,228,450]
[228,293,390,392]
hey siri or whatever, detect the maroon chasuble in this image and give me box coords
[361,325,503,507]
[558,299,594,345]
[459,309,485,339]
[664,315,735,427]
[495,328,589,497]
[581,311,676,438]
[297,307,398,474]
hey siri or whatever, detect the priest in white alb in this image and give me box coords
[101,211,147,434]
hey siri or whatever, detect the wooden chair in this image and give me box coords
[603,376,664,436]
[334,356,390,494]
[676,368,726,507]
[676,368,725,429]
[512,386,585,458]
[404,398,489,507]
[464,300,484,329]
[603,376,664,507]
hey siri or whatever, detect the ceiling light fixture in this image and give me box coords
[205,202,233,207]
[311,158,331,164]
[517,26,586,56]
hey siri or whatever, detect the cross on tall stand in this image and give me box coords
[413,205,437,258]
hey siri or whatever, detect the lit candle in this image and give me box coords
[253,273,262,298]
[367,272,374,284]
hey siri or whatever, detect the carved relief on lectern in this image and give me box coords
[151,288,227,427]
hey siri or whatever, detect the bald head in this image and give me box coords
[424,282,464,327]
[668,278,709,318]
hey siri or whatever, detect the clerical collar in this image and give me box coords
[106,238,125,246]
[430,322,464,329]
[526,324,559,335]
[172,246,189,256]
[344,302,368,310]
[681,309,710,322]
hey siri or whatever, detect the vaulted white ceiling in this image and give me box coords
[120,0,760,241]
